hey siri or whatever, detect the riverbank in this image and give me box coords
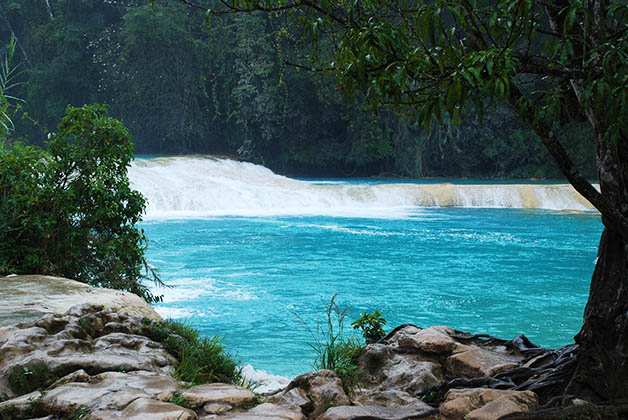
[3,275,620,420]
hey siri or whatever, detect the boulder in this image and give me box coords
[218,403,305,420]
[316,401,436,420]
[266,387,310,412]
[358,344,445,395]
[90,397,197,420]
[445,346,520,378]
[440,388,538,420]
[396,326,459,355]
[284,370,350,419]
[0,275,161,326]
[179,383,256,410]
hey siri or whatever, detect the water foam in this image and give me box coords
[129,156,597,219]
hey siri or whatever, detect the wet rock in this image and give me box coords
[445,346,520,378]
[219,403,305,420]
[316,401,436,420]
[285,370,350,419]
[91,397,197,420]
[440,388,538,420]
[0,275,161,326]
[180,383,256,410]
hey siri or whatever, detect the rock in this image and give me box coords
[179,383,256,410]
[219,403,305,420]
[38,370,179,416]
[440,388,538,420]
[445,346,520,378]
[0,391,43,418]
[266,387,310,412]
[0,305,175,399]
[0,275,161,326]
[396,326,459,355]
[48,369,90,389]
[351,388,418,407]
[358,344,445,395]
[91,397,197,420]
[285,370,350,419]
[316,401,436,420]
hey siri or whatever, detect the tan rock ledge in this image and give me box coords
[0,275,162,326]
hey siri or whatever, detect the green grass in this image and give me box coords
[141,318,244,386]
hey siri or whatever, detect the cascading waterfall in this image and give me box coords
[128,156,596,219]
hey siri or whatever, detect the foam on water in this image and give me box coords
[129,156,597,219]
[241,364,291,393]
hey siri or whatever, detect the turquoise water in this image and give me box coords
[142,208,601,377]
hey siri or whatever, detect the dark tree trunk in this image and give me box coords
[566,228,628,401]
[565,130,628,402]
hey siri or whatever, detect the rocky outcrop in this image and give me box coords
[0,305,546,420]
[440,388,538,420]
[0,275,161,326]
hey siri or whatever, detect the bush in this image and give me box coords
[0,104,162,303]
[141,318,243,386]
[352,310,387,344]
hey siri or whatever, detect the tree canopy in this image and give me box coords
[195,0,628,404]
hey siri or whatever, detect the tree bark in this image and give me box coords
[565,128,628,402]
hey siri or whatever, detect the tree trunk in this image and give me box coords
[565,132,628,402]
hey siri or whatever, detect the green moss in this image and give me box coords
[8,365,55,396]
[141,318,243,386]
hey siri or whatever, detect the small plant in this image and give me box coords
[140,318,243,386]
[352,310,387,344]
[296,294,364,393]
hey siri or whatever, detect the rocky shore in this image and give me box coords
[0,276,597,420]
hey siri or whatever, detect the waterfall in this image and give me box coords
[128,156,597,219]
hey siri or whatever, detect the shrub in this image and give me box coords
[352,310,387,344]
[0,104,162,303]
[141,318,243,386]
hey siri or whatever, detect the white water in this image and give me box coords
[129,156,596,219]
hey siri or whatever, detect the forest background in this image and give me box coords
[0,0,597,178]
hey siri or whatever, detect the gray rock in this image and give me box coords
[180,383,256,410]
[219,403,305,420]
[90,397,197,420]
[445,346,520,378]
[0,275,161,326]
[316,401,436,420]
[285,370,350,419]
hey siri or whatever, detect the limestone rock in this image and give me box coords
[351,388,418,407]
[445,346,519,378]
[359,344,445,395]
[396,326,458,355]
[285,370,350,419]
[440,388,538,420]
[316,401,436,420]
[91,397,197,420]
[266,387,310,412]
[0,275,161,326]
[0,305,174,400]
[219,403,305,420]
[38,370,179,415]
[0,391,43,418]
[180,383,256,410]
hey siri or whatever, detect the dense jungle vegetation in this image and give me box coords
[0,0,595,178]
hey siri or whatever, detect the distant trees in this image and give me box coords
[0,0,595,178]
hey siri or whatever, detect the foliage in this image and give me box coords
[352,310,386,345]
[0,34,23,136]
[0,0,596,178]
[8,364,54,396]
[141,318,244,386]
[0,104,162,303]
[297,294,363,392]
